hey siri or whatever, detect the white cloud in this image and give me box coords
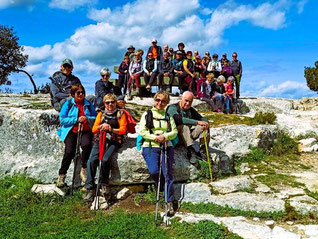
[24,45,52,64]
[0,0,35,9]
[259,81,314,99]
[297,0,307,14]
[49,0,97,10]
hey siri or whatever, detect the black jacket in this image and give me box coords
[49,71,81,104]
[158,59,174,74]
[95,79,115,108]
[147,45,163,61]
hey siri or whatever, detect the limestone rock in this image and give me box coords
[298,138,318,152]
[274,188,306,200]
[291,172,318,193]
[31,184,65,196]
[289,195,318,215]
[174,183,212,203]
[210,175,252,194]
[116,188,131,200]
[292,97,318,111]
[255,182,271,193]
[296,225,318,239]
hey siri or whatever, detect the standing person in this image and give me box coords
[128,53,143,99]
[125,45,135,62]
[163,44,169,55]
[143,52,158,91]
[139,91,178,216]
[117,56,130,95]
[50,59,81,111]
[207,53,222,78]
[84,94,127,201]
[230,52,243,99]
[173,42,186,60]
[167,91,210,163]
[95,68,115,110]
[157,52,174,92]
[220,53,228,67]
[193,50,199,61]
[182,51,196,94]
[147,38,163,61]
[56,84,96,187]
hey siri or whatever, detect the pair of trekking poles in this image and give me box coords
[155,143,169,226]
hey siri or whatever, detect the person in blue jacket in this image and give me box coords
[56,84,97,187]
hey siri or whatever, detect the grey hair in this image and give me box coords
[227,76,235,82]
[100,68,111,76]
[217,75,225,83]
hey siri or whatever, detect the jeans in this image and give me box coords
[85,140,118,190]
[58,130,93,175]
[142,146,174,202]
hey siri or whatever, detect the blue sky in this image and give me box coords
[1,0,317,99]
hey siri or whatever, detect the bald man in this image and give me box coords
[167,91,210,163]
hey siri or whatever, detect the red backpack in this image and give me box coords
[122,109,136,134]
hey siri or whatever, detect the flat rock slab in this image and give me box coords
[210,175,252,194]
[175,183,212,203]
[289,195,318,215]
[175,213,301,239]
[31,184,65,196]
[291,172,318,193]
[274,188,306,200]
[296,225,318,239]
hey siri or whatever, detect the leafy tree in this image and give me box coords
[304,61,318,93]
[0,25,38,93]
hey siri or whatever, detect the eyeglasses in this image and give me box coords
[185,99,193,104]
[76,91,84,95]
[104,100,116,105]
[232,55,237,58]
[148,54,153,57]
[63,64,72,69]
[155,98,167,104]
[102,74,110,78]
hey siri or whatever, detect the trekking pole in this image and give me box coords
[123,73,128,95]
[164,143,169,226]
[203,130,213,183]
[94,130,107,210]
[155,144,164,224]
[71,122,83,195]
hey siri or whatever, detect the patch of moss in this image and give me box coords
[23,102,52,110]
[255,173,305,191]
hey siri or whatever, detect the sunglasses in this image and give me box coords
[76,91,84,95]
[63,64,72,69]
[104,100,116,105]
[232,55,237,57]
[155,98,167,104]
[102,74,110,78]
[148,54,153,57]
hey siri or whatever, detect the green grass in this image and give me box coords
[181,202,286,220]
[255,174,305,191]
[0,175,242,239]
[202,111,276,128]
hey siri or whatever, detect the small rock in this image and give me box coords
[116,188,131,200]
[31,184,65,196]
[238,163,251,174]
[286,221,294,225]
[253,217,260,222]
[289,195,318,214]
[265,220,275,229]
[255,182,271,193]
[90,196,109,210]
[296,225,318,239]
[298,138,317,152]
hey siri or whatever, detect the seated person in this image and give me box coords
[50,59,81,111]
[95,68,115,110]
[224,76,236,114]
[194,56,205,97]
[128,53,143,99]
[207,54,222,78]
[172,51,184,94]
[157,52,174,92]
[167,91,210,164]
[117,56,130,95]
[143,52,158,91]
[220,53,228,67]
[198,73,214,109]
[211,75,226,112]
[220,59,233,80]
[84,94,127,202]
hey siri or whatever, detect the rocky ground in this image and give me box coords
[0,93,318,239]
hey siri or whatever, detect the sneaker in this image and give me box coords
[167,202,175,217]
[101,185,111,200]
[56,174,66,188]
[146,85,151,90]
[83,189,95,202]
[80,168,87,183]
[127,94,132,100]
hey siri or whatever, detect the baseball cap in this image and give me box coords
[151,38,157,43]
[61,59,73,67]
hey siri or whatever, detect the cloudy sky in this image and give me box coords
[1,0,317,98]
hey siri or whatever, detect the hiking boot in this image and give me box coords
[127,93,132,100]
[83,189,95,202]
[167,202,175,217]
[136,87,140,95]
[56,174,66,188]
[101,185,111,200]
[80,168,87,183]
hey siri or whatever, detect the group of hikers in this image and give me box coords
[50,58,210,215]
[118,39,242,113]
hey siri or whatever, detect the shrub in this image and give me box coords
[235,147,266,166]
[270,130,299,156]
[251,112,276,125]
